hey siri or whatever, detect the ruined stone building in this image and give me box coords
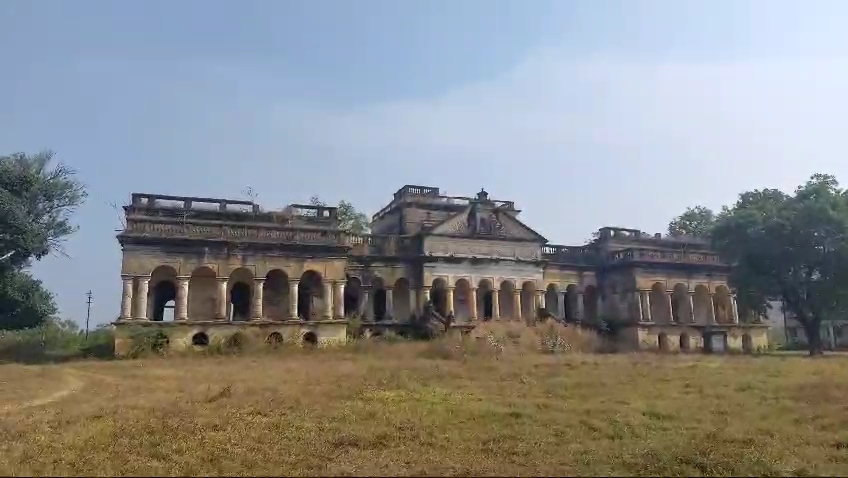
[113,185,769,355]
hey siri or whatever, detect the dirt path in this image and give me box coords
[0,369,85,415]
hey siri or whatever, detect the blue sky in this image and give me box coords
[2,0,847,327]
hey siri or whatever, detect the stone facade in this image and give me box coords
[113,185,769,355]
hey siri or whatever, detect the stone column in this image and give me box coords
[709,294,717,324]
[446,287,455,315]
[643,290,652,321]
[470,287,478,321]
[252,278,265,320]
[361,287,372,320]
[175,276,190,321]
[537,290,545,310]
[577,293,585,320]
[216,278,228,320]
[688,293,696,322]
[289,280,299,319]
[513,290,521,320]
[557,292,565,319]
[323,281,333,319]
[667,293,675,323]
[731,295,739,324]
[120,275,134,320]
[492,289,500,320]
[408,289,416,319]
[385,286,394,319]
[635,291,644,322]
[135,277,150,320]
[334,281,345,318]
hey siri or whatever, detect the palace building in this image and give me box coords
[113,185,769,355]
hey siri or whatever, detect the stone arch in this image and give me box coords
[303,331,318,346]
[187,266,217,321]
[344,276,362,318]
[679,332,691,351]
[191,332,209,347]
[714,285,733,324]
[299,270,324,320]
[583,285,599,321]
[545,284,560,318]
[372,277,387,321]
[393,278,412,321]
[565,284,579,322]
[520,281,535,321]
[671,283,690,323]
[498,280,515,320]
[658,332,670,352]
[150,265,178,321]
[477,279,494,321]
[228,267,253,321]
[454,278,473,322]
[264,269,290,321]
[431,278,448,317]
[267,332,284,347]
[742,333,753,353]
[692,285,712,324]
[650,282,671,324]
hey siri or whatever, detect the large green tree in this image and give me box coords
[667,205,717,237]
[0,151,86,330]
[711,174,848,355]
[309,196,369,234]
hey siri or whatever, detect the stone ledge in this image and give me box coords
[113,319,349,327]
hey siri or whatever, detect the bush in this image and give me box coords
[0,318,115,363]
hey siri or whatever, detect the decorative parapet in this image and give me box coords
[541,245,599,265]
[121,219,342,245]
[608,248,724,265]
[345,234,419,256]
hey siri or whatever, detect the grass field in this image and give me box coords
[0,327,846,476]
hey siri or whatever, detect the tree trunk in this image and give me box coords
[802,318,824,356]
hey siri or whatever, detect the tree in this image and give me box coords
[667,205,717,237]
[711,174,848,355]
[309,196,369,234]
[0,151,86,330]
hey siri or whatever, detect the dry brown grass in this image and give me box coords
[0,328,847,476]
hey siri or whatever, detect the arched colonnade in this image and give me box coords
[635,282,738,325]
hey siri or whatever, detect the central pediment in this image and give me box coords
[425,202,548,243]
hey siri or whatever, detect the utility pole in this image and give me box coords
[85,291,92,342]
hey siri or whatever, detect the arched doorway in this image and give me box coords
[650,282,671,324]
[477,279,494,321]
[299,270,324,320]
[545,284,560,318]
[188,266,217,321]
[498,280,515,320]
[393,278,412,321]
[520,281,535,321]
[372,277,387,321]
[714,285,734,324]
[303,331,318,346]
[742,333,753,354]
[583,285,599,321]
[191,332,209,347]
[344,276,362,318]
[679,333,691,352]
[150,265,178,322]
[658,332,670,352]
[454,278,472,322]
[431,278,448,317]
[564,284,579,322]
[263,269,290,321]
[228,267,253,321]
[693,285,712,324]
[671,283,690,323]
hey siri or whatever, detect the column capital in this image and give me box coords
[422,285,431,291]
[216,277,229,283]
[177,275,191,282]
[253,277,266,284]
[121,274,135,281]
[137,276,151,283]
